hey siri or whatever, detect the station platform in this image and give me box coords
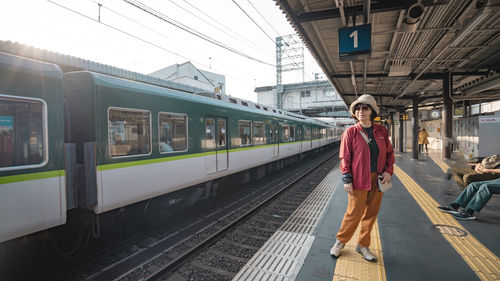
[232,151,500,281]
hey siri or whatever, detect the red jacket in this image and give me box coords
[340,123,395,190]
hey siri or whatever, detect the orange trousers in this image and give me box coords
[336,172,383,247]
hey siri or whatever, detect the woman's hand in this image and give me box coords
[344,183,353,194]
[475,164,485,173]
[380,172,391,184]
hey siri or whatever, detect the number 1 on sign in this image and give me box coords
[349,30,358,48]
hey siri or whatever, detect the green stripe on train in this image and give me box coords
[97,143,304,171]
[0,170,65,185]
[1,142,327,182]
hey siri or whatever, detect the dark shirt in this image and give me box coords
[363,126,379,172]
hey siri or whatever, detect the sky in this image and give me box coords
[0,0,324,102]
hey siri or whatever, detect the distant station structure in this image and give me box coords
[150,61,226,95]
[255,79,350,118]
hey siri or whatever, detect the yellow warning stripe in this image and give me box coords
[394,164,500,280]
[332,221,386,281]
[428,153,450,173]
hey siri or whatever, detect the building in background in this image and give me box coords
[255,80,349,118]
[150,62,225,94]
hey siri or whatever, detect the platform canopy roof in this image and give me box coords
[275,0,500,116]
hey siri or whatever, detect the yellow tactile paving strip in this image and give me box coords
[394,164,500,280]
[428,153,451,173]
[332,221,386,281]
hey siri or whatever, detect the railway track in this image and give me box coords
[48,148,339,281]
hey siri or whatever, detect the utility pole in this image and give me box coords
[276,37,283,109]
[276,34,304,110]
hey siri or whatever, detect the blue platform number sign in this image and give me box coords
[338,24,371,60]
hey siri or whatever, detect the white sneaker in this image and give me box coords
[330,239,344,258]
[356,245,377,262]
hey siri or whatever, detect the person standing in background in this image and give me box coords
[418,128,429,153]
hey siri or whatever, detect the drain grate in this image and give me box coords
[434,224,468,237]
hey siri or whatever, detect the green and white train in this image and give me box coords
[0,51,342,253]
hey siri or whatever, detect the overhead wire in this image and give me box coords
[91,0,206,63]
[122,0,274,67]
[230,0,276,44]
[175,0,273,56]
[47,0,199,65]
[49,0,320,98]
[48,0,261,93]
[233,0,314,81]
[244,0,281,37]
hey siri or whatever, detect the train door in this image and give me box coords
[204,116,228,174]
[204,118,217,174]
[269,122,279,157]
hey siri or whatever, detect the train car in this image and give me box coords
[63,70,338,214]
[0,51,341,255]
[0,52,66,243]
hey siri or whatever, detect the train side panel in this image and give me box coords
[0,52,66,243]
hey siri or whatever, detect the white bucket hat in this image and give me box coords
[349,94,379,115]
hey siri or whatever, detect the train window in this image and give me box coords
[108,108,151,157]
[0,96,46,170]
[218,120,226,147]
[282,125,289,142]
[205,119,216,149]
[263,107,268,111]
[255,105,261,109]
[241,101,248,106]
[269,123,278,143]
[229,98,237,104]
[289,126,295,141]
[253,122,265,145]
[306,127,311,140]
[217,95,222,101]
[159,113,187,153]
[238,120,252,146]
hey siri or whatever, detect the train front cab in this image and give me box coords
[0,52,66,243]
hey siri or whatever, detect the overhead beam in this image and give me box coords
[330,71,489,79]
[296,0,414,22]
[296,0,450,23]
[341,93,414,99]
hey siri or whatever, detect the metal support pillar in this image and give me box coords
[464,100,470,117]
[412,96,419,159]
[391,114,395,148]
[399,109,404,152]
[442,72,453,159]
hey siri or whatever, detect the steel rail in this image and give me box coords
[144,150,339,281]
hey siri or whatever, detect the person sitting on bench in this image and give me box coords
[438,167,500,220]
[449,154,500,189]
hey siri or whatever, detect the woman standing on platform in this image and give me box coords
[330,94,395,262]
[418,128,429,153]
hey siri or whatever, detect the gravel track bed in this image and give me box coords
[159,153,339,281]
